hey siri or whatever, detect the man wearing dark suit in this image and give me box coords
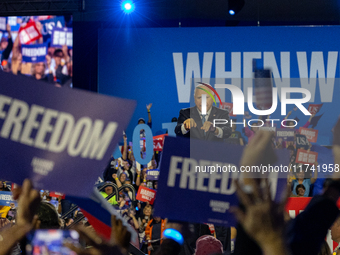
[175,84,232,141]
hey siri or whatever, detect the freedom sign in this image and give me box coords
[146,169,160,180]
[299,127,318,143]
[0,191,17,206]
[22,43,47,63]
[276,128,295,141]
[154,136,290,226]
[0,71,136,197]
[136,186,156,204]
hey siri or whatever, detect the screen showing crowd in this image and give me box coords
[0,15,73,87]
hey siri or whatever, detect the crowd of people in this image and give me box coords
[0,15,73,87]
[0,82,337,255]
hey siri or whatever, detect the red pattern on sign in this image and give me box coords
[295,149,318,165]
[299,127,318,143]
[18,22,42,45]
[136,186,156,205]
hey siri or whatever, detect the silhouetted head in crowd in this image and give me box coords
[317,240,332,255]
[153,181,158,190]
[287,145,295,157]
[195,235,223,255]
[53,49,64,66]
[331,216,340,243]
[65,218,74,227]
[0,37,8,50]
[295,184,306,197]
[37,202,60,229]
[138,118,146,125]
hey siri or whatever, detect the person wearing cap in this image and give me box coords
[99,183,118,205]
[175,84,231,141]
[194,235,223,255]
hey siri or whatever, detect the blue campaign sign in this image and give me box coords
[98,26,340,145]
[276,128,295,141]
[0,71,136,197]
[51,27,73,48]
[146,169,160,180]
[40,17,65,41]
[22,43,48,63]
[0,17,7,31]
[0,191,17,206]
[153,136,290,226]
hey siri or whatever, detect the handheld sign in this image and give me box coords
[276,128,295,141]
[154,136,290,226]
[67,188,138,243]
[22,43,48,63]
[146,169,160,180]
[299,127,318,143]
[0,71,136,197]
[51,27,73,48]
[219,102,235,116]
[40,17,65,41]
[295,149,318,165]
[0,17,6,31]
[0,191,17,206]
[136,186,156,204]
[308,104,323,115]
[296,134,310,150]
[254,69,273,110]
[18,22,42,45]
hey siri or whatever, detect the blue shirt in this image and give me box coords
[292,179,312,197]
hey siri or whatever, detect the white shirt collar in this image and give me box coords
[196,106,212,117]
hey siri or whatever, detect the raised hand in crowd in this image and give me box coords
[35,21,44,44]
[65,215,131,255]
[146,103,152,125]
[0,179,41,255]
[146,103,152,111]
[232,179,290,255]
[240,130,277,171]
[308,113,316,124]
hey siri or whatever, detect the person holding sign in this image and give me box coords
[288,163,318,197]
[175,84,231,141]
[0,24,13,64]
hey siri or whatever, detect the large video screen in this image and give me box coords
[0,15,73,87]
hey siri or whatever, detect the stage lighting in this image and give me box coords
[228,0,245,15]
[121,0,135,14]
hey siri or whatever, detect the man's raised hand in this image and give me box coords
[183,118,197,130]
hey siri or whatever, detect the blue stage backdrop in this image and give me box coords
[98,26,340,145]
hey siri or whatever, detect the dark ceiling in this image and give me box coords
[0,0,339,26]
[80,0,340,26]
